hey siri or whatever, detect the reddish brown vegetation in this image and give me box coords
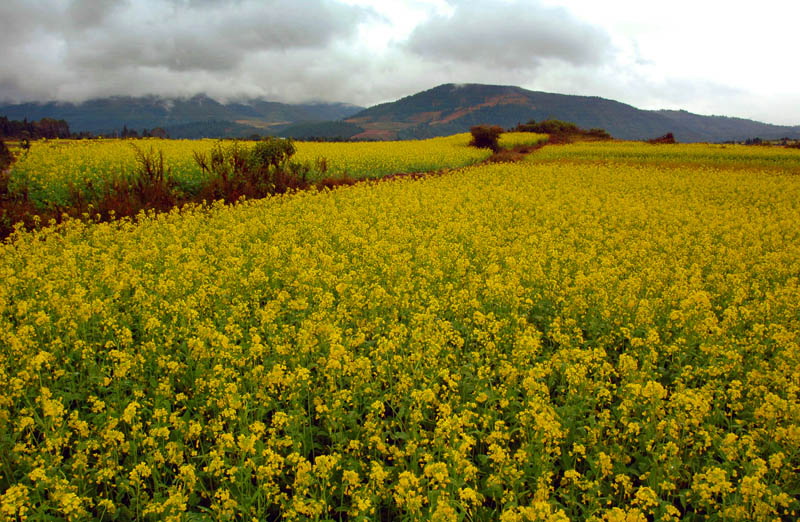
[409,111,443,124]
[432,93,531,125]
[0,139,314,240]
[0,134,551,241]
[469,125,504,152]
[316,174,358,190]
[514,120,612,143]
[0,141,12,171]
[647,133,677,144]
[484,143,545,163]
[350,129,395,140]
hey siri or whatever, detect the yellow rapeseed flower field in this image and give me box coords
[7,133,547,209]
[1,140,799,520]
[533,140,800,172]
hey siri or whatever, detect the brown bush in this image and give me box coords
[514,119,612,142]
[485,149,526,163]
[0,140,12,172]
[469,125,503,152]
[193,140,310,203]
[647,133,677,144]
[317,173,357,190]
[2,131,550,241]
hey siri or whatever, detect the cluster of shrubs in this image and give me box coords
[0,116,72,140]
[468,125,504,152]
[192,138,311,203]
[733,137,800,147]
[0,137,355,239]
[647,133,677,144]
[62,137,312,222]
[514,119,611,141]
[0,140,12,171]
[1,142,13,216]
[468,119,613,153]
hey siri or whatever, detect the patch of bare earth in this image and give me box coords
[431,93,533,125]
[350,129,397,140]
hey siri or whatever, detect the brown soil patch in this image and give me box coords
[483,93,532,107]
[432,93,532,125]
[409,111,443,124]
[351,129,396,140]
[235,120,290,129]
[434,108,471,125]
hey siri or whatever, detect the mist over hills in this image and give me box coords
[2,84,799,142]
[0,95,364,137]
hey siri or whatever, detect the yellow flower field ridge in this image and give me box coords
[533,140,800,172]
[1,142,799,520]
[7,132,547,209]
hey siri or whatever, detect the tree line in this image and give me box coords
[0,116,168,140]
[1,116,72,139]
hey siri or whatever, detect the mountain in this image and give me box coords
[161,120,274,140]
[344,84,800,142]
[278,121,364,140]
[3,85,799,141]
[0,95,364,136]
[653,110,800,141]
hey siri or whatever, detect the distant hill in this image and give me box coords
[652,109,800,141]
[3,85,799,142]
[0,95,363,136]
[278,121,364,140]
[162,120,270,140]
[344,84,800,142]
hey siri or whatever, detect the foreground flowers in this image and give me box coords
[1,142,799,520]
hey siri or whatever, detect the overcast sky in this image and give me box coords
[1,0,798,125]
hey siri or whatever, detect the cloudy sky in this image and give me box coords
[1,0,798,125]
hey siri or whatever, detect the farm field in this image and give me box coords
[533,141,800,172]
[6,132,547,209]
[1,140,799,520]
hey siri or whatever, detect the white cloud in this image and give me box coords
[0,0,798,125]
[406,0,613,69]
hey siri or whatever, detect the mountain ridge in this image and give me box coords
[0,94,364,136]
[2,84,799,142]
[344,84,800,142]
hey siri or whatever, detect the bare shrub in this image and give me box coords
[469,125,503,152]
[647,133,677,144]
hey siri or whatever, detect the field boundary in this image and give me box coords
[0,138,548,241]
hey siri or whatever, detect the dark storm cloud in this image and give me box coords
[0,0,372,102]
[64,1,365,72]
[0,1,795,128]
[406,0,612,69]
[67,0,119,28]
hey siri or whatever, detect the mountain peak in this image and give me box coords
[346,84,800,141]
